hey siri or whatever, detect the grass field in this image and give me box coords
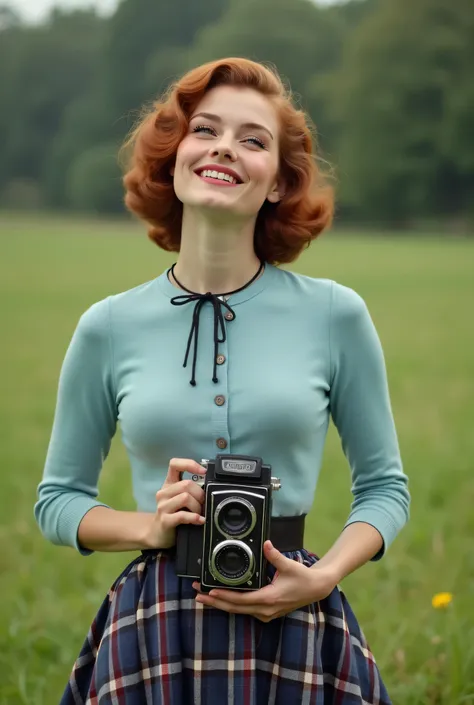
[0,212,473,704]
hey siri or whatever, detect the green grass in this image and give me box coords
[0,212,473,704]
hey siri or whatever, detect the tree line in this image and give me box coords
[0,0,473,228]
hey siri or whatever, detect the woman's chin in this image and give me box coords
[185,195,249,218]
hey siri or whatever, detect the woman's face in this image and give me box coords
[173,85,282,218]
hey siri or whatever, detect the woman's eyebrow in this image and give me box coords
[191,112,274,140]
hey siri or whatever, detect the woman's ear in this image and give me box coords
[266,178,285,204]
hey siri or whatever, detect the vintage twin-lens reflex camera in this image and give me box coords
[175,454,281,593]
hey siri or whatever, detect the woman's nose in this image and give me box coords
[209,136,237,162]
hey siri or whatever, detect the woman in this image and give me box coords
[35,57,410,704]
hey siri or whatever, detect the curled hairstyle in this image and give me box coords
[121,57,334,265]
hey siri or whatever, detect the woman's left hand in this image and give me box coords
[192,540,338,622]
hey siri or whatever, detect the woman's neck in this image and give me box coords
[171,207,262,294]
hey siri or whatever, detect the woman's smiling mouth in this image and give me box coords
[194,165,243,186]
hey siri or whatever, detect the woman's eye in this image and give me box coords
[245,136,266,149]
[192,125,215,136]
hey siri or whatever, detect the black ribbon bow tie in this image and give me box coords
[168,262,264,386]
[169,291,234,386]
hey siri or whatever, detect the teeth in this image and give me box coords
[200,169,238,184]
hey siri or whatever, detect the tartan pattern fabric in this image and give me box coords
[60,549,391,705]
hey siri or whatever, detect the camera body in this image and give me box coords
[175,454,281,593]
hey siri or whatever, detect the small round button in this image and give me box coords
[224,312,234,321]
[216,354,226,365]
[214,395,226,406]
[216,438,228,449]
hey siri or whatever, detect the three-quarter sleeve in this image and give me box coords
[34,297,117,553]
[328,282,410,559]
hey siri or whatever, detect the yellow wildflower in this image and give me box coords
[432,592,453,609]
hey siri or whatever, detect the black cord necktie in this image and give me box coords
[168,261,265,386]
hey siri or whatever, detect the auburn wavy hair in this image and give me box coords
[121,57,334,265]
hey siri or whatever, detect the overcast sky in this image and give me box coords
[7,0,338,24]
[8,0,118,23]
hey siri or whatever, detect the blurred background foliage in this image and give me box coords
[0,0,473,230]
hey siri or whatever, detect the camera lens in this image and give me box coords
[222,503,249,533]
[210,540,255,585]
[218,545,248,576]
[214,497,256,539]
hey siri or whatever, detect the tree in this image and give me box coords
[143,46,191,101]
[43,90,117,207]
[102,0,232,118]
[189,0,343,108]
[332,0,474,222]
[66,143,124,214]
[0,10,106,199]
[304,0,379,158]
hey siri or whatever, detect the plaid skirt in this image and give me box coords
[60,548,391,705]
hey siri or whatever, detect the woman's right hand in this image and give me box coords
[145,458,207,549]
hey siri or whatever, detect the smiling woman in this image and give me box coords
[120,57,333,264]
[36,57,409,705]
